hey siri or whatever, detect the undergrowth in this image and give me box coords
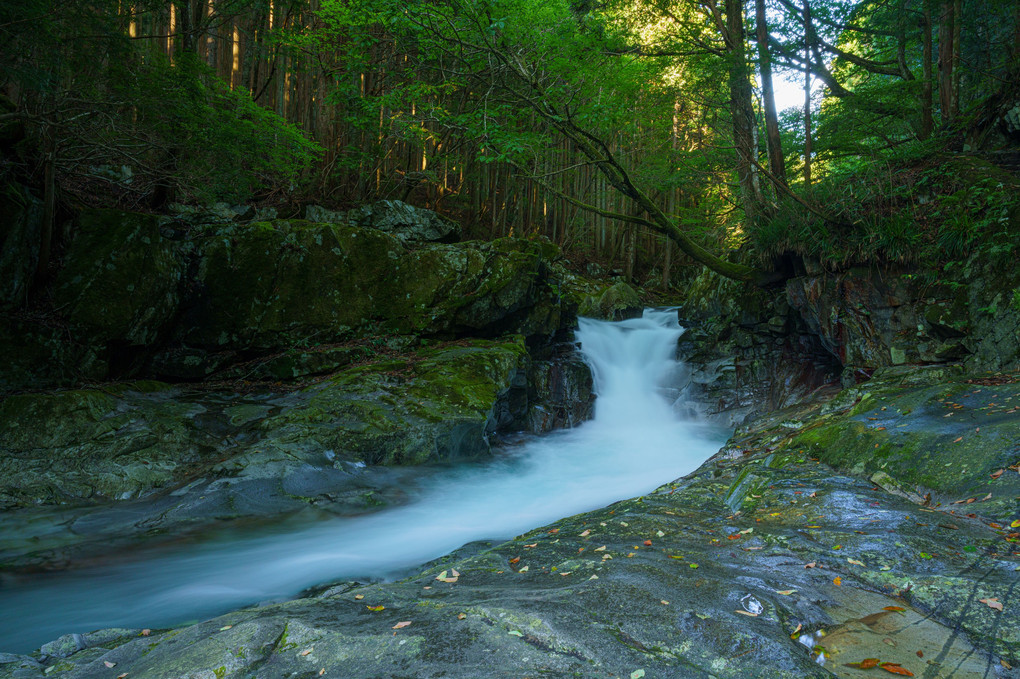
[748,143,1020,272]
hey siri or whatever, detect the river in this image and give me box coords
[0,309,726,653]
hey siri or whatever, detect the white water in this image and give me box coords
[0,309,725,653]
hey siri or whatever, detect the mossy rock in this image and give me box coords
[788,367,1020,522]
[53,209,190,346]
[261,338,530,466]
[177,223,563,354]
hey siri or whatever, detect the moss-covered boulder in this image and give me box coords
[0,339,536,512]
[152,222,564,378]
[53,209,190,347]
[257,337,530,466]
[787,365,1020,523]
[0,383,209,508]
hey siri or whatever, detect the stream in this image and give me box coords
[0,309,727,654]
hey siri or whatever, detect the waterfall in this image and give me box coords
[0,309,725,653]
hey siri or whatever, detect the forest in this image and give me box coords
[3,0,1018,291]
[1,0,1020,676]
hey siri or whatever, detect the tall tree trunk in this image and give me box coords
[34,125,56,291]
[724,0,764,224]
[921,0,934,138]
[950,0,962,119]
[938,0,955,123]
[803,0,813,186]
[755,0,786,187]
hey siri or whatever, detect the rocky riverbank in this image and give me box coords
[2,196,1019,677]
[2,361,1016,678]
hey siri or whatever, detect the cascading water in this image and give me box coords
[0,309,726,653]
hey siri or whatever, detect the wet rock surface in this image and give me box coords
[7,367,1018,678]
[0,337,594,570]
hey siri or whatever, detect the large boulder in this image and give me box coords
[0,339,533,510]
[156,222,564,378]
[306,200,460,243]
[52,209,190,348]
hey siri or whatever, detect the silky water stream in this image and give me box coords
[0,309,727,653]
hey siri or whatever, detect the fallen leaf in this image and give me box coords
[656,530,665,537]
[775,589,797,595]
[508,630,524,637]
[643,540,653,546]
[991,469,1004,479]
[738,528,754,535]
[300,649,313,656]
[117,674,128,679]
[219,626,232,631]
[879,662,914,676]
[734,609,759,617]
[524,543,537,548]
[631,671,646,679]
[547,528,559,534]
[883,606,907,614]
[594,545,607,552]
[981,493,992,501]
[354,594,365,600]
[833,576,842,586]
[140,629,151,636]
[689,563,699,569]
[847,558,865,566]
[104,661,116,668]
[1013,520,1020,529]
[790,623,802,637]
[509,556,520,565]
[435,569,459,583]
[845,658,882,669]
[319,670,325,676]
[916,650,924,658]
[804,562,816,569]
[518,565,529,572]
[579,530,591,537]
[392,621,412,629]
[660,599,670,605]
[979,598,1004,611]
[953,437,963,443]
[457,613,467,620]
[366,605,385,612]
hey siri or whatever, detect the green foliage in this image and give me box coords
[748,146,1020,269]
[118,55,321,203]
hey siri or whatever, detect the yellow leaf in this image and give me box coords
[833,576,842,586]
[775,589,797,595]
[366,605,385,612]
